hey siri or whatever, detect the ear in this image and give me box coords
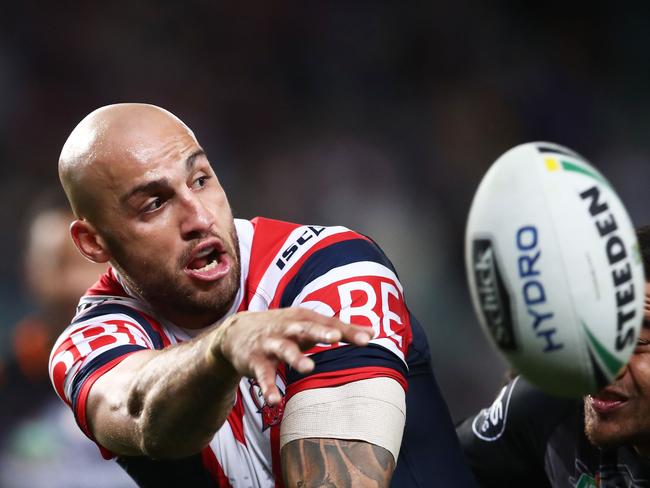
[70,219,111,263]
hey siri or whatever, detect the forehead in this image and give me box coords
[95,120,202,193]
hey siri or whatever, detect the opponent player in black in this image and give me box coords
[457,226,650,487]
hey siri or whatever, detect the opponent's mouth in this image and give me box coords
[588,389,629,414]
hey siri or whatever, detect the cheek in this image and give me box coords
[117,223,179,262]
[211,185,232,212]
[628,357,650,394]
[132,215,177,243]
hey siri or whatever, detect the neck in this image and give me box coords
[111,266,233,329]
[157,307,222,330]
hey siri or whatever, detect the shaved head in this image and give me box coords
[58,103,240,328]
[59,103,198,222]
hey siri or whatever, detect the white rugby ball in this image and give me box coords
[465,142,644,397]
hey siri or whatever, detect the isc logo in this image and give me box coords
[275,226,326,270]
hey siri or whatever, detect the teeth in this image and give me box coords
[195,246,215,258]
[196,257,218,272]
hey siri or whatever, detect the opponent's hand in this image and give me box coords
[212,307,373,405]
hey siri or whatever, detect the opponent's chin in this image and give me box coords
[584,400,632,447]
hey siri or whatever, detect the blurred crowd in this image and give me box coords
[2,1,650,486]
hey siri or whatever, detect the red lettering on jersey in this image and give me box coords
[104,319,138,344]
[300,276,409,355]
[52,336,82,365]
[52,360,70,402]
[50,319,148,403]
[88,334,117,350]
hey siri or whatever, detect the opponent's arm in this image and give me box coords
[282,439,394,487]
[86,307,372,459]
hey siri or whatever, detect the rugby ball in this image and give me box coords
[465,142,644,397]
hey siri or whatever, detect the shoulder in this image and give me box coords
[248,217,378,269]
[458,375,579,444]
[48,293,168,406]
[457,376,580,487]
[246,217,395,307]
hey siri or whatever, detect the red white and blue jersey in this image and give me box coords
[49,217,412,487]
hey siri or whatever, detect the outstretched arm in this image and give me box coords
[86,307,372,459]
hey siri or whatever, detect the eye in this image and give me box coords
[142,197,165,213]
[192,174,211,189]
[636,337,650,348]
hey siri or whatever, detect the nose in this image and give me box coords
[179,191,214,240]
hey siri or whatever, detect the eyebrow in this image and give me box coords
[120,149,207,204]
[186,149,205,171]
[120,179,170,204]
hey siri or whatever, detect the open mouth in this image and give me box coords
[187,247,221,271]
[184,240,231,282]
[588,390,629,414]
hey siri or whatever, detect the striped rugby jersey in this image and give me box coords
[49,217,412,487]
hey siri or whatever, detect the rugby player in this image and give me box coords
[49,104,477,487]
[457,226,650,487]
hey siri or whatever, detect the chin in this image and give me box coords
[194,277,239,312]
[585,418,639,449]
[585,428,622,448]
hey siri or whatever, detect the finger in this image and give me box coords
[313,313,374,343]
[291,307,344,326]
[335,322,374,346]
[251,357,282,406]
[285,308,373,345]
[263,337,315,373]
[283,321,342,344]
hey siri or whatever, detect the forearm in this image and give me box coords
[282,438,394,488]
[132,330,239,457]
[90,325,240,459]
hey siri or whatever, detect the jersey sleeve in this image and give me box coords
[456,376,579,488]
[273,235,412,399]
[48,303,165,445]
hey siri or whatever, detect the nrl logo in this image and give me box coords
[248,378,285,431]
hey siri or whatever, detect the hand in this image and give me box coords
[212,307,373,405]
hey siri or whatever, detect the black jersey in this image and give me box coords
[457,376,650,488]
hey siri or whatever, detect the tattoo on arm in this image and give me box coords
[281,438,395,488]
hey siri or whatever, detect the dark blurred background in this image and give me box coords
[1,1,649,485]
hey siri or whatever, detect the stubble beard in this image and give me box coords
[583,400,650,450]
[106,225,242,326]
[584,401,617,448]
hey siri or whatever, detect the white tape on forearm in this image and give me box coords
[280,377,406,462]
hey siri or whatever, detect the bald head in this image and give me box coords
[59,103,199,221]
